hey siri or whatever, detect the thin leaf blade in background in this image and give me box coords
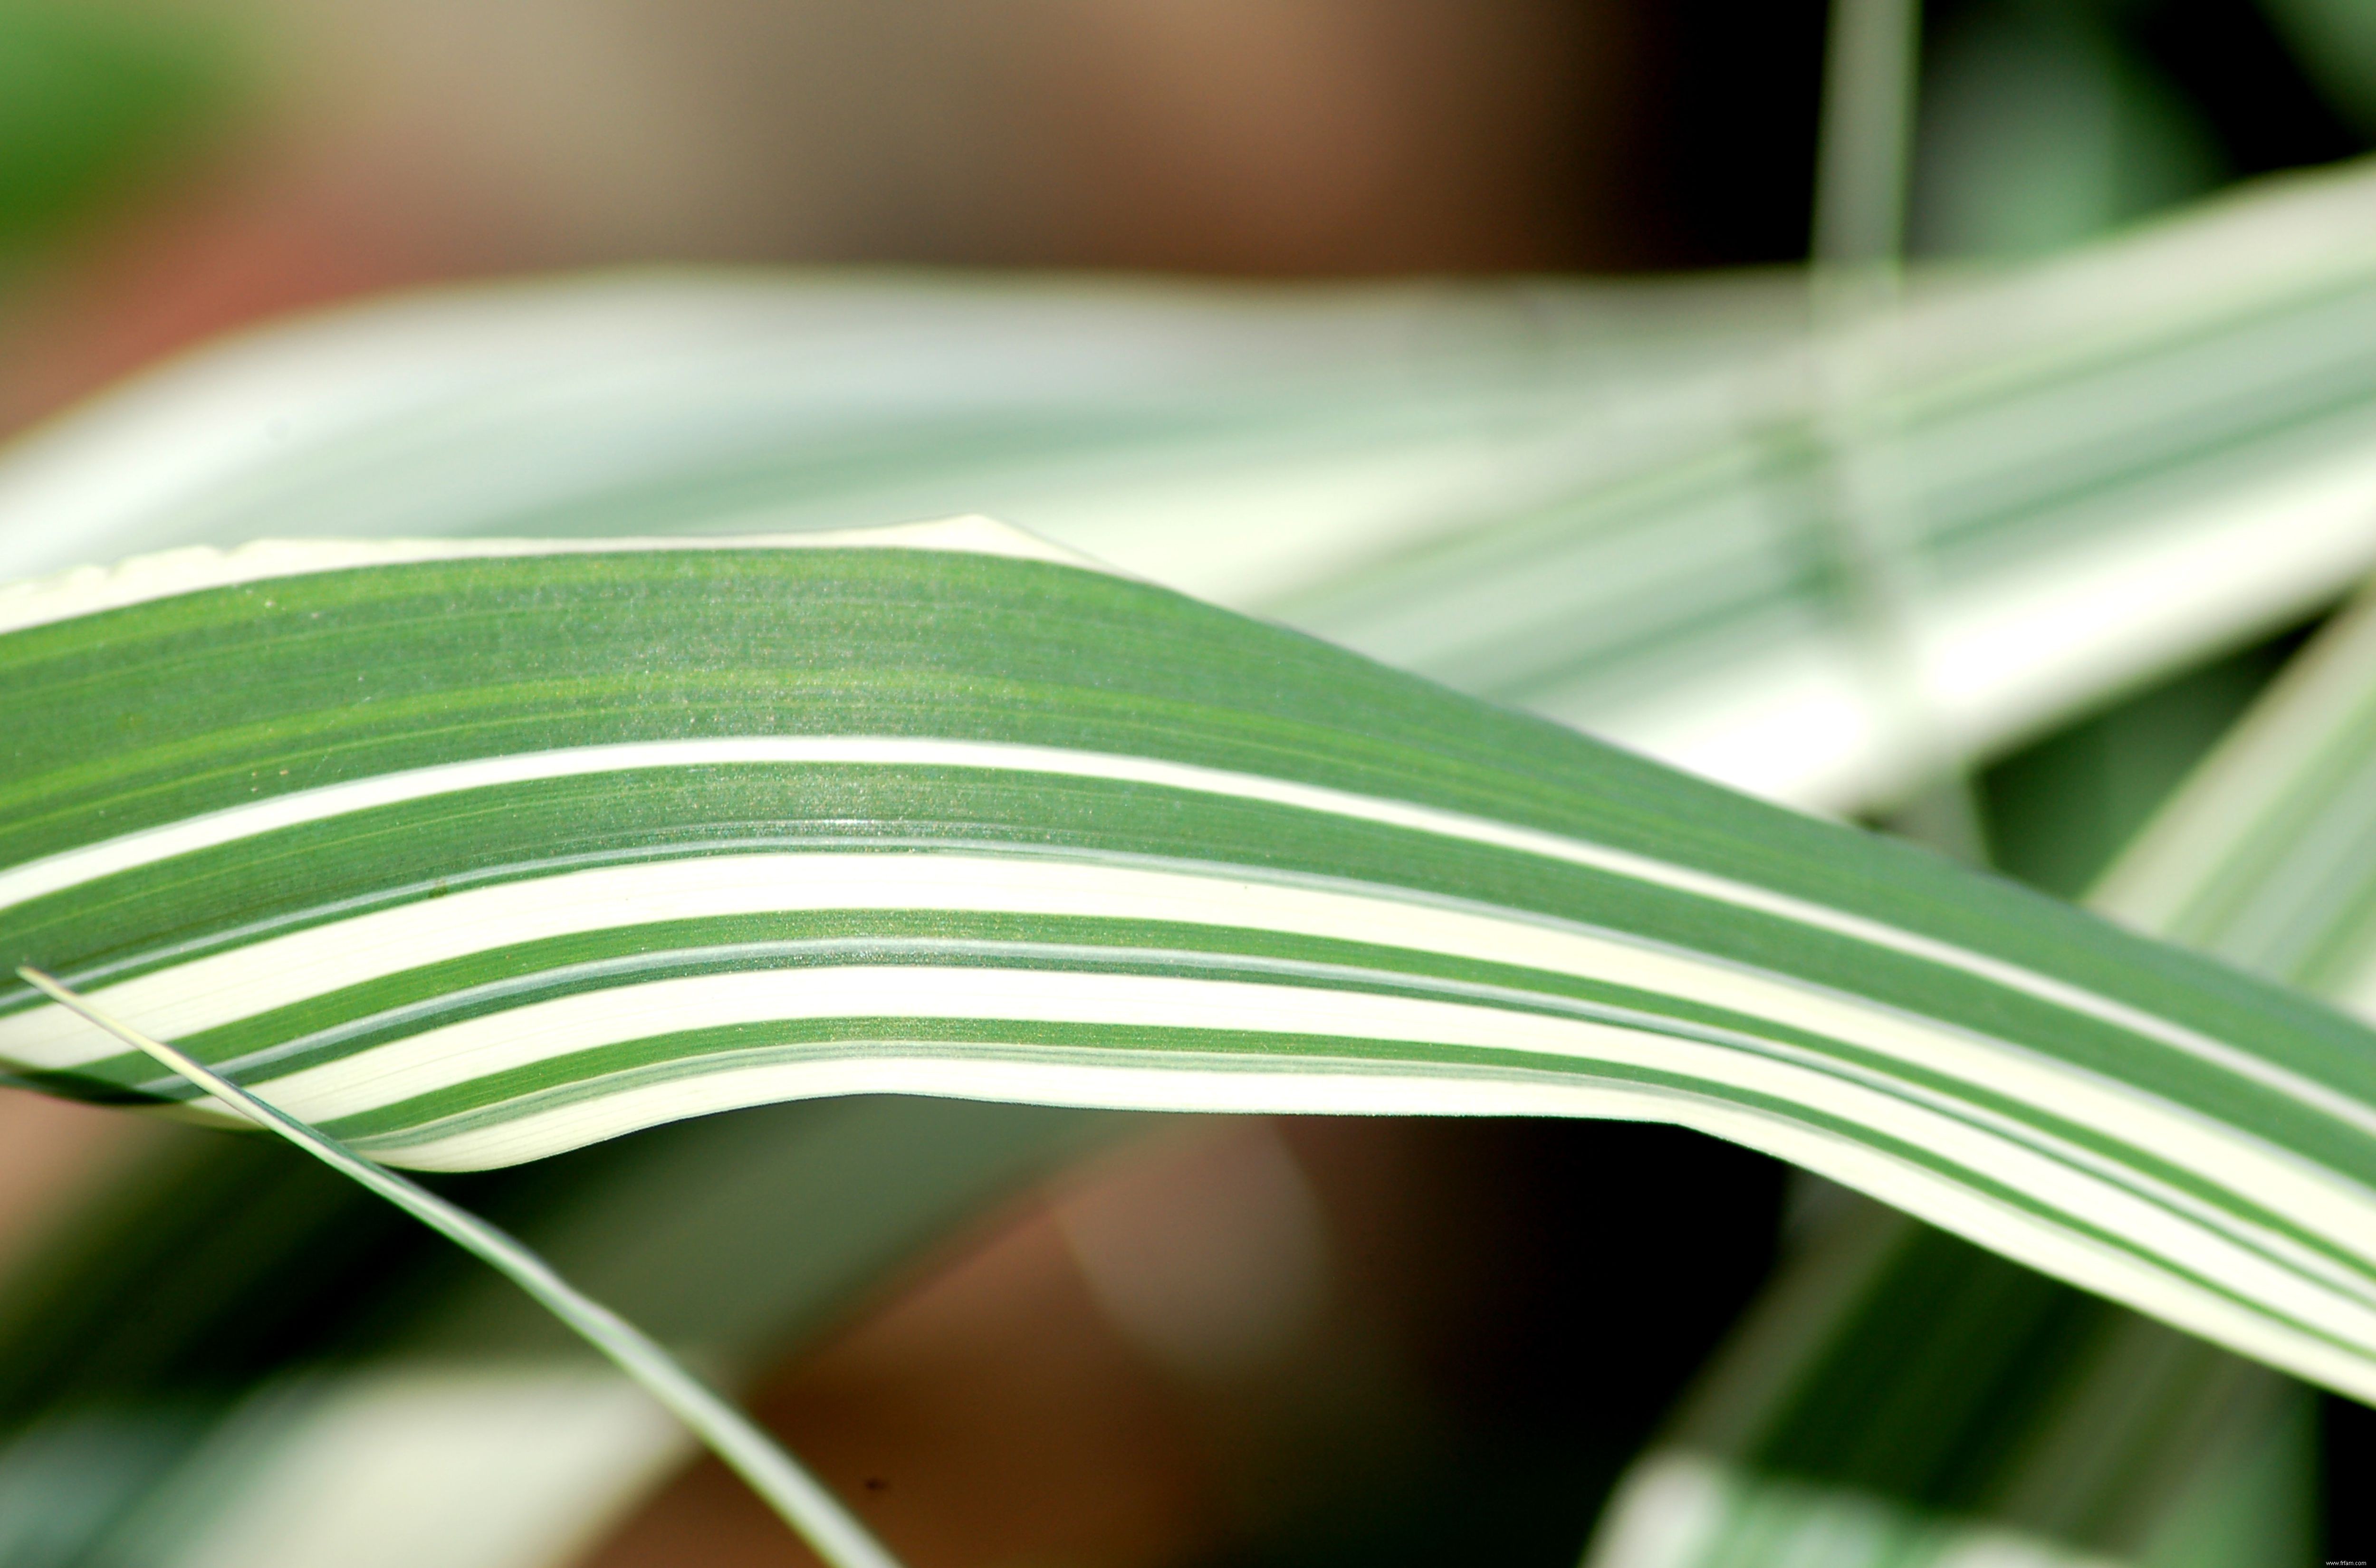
[1585,587,2376,1567]
[0,1088,1122,1568]
[2096,584,2376,998]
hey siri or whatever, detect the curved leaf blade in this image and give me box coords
[3,522,2373,1404]
[1588,599,2376,1567]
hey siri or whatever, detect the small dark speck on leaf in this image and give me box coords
[863,1477,889,1492]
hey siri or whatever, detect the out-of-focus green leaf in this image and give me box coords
[2095,584,2376,1000]
[10,154,2376,809]
[0,268,1804,607]
[1909,1,2224,259]
[4,524,2373,1414]
[1978,633,2306,901]
[2261,0,2376,139]
[0,3,230,262]
[1582,1197,2318,1568]
[1582,595,2376,1568]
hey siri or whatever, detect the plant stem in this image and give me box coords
[1805,0,1992,861]
[15,965,906,1568]
[1813,0,1920,279]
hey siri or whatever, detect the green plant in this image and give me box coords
[0,482,2374,1560]
[6,124,2376,1568]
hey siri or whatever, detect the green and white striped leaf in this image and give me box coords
[2096,583,2376,994]
[1583,1197,2318,1568]
[11,154,2376,810]
[1584,596,2376,1567]
[1278,153,2376,808]
[5,521,2376,1418]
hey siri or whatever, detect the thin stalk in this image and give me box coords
[1812,0,1921,280]
[1806,0,1991,861]
[15,965,905,1568]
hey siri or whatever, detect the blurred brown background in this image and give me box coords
[10,0,2368,431]
[4,0,1812,434]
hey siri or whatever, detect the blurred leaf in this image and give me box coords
[0,3,230,262]
[12,159,2376,812]
[1979,630,2308,900]
[1584,1199,2317,1567]
[2096,583,2376,995]
[2260,0,2376,137]
[1582,587,2376,1568]
[1910,0,2225,258]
